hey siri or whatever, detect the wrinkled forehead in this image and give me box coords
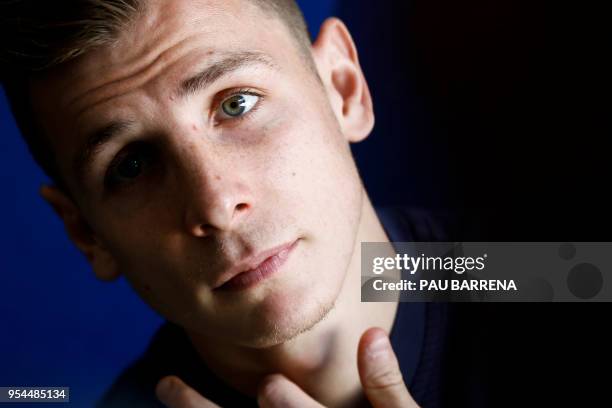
[32,0,293,110]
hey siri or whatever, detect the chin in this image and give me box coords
[229,286,337,348]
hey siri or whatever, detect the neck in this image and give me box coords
[187,193,398,407]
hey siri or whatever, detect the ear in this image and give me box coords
[39,185,120,281]
[311,17,374,142]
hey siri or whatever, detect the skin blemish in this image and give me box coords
[192,124,198,131]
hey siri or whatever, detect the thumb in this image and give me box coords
[357,327,419,408]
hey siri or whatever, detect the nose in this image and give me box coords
[181,152,253,238]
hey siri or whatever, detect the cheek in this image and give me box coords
[258,101,361,205]
[94,214,203,314]
[112,241,181,305]
[283,116,362,227]
[260,108,364,277]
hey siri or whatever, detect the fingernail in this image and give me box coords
[366,333,392,362]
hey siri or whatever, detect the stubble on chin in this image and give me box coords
[247,295,337,348]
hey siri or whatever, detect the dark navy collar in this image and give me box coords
[376,207,427,389]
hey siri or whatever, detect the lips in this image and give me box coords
[213,239,299,291]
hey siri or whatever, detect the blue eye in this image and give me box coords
[220,93,259,118]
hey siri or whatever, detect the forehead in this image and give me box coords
[37,0,293,107]
[85,0,275,75]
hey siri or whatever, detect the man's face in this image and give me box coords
[30,0,365,347]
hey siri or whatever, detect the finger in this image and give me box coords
[257,374,324,408]
[156,375,221,408]
[357,327,419,408]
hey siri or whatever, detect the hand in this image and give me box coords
[155,327,419,408]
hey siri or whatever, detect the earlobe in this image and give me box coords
[311,18,375,142]
[39,185,121,281]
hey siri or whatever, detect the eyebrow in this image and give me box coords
[73,51,277,187]
[178,51,276,98]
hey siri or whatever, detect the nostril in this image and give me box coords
[235,203,249,212]
[192,224,209,238]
